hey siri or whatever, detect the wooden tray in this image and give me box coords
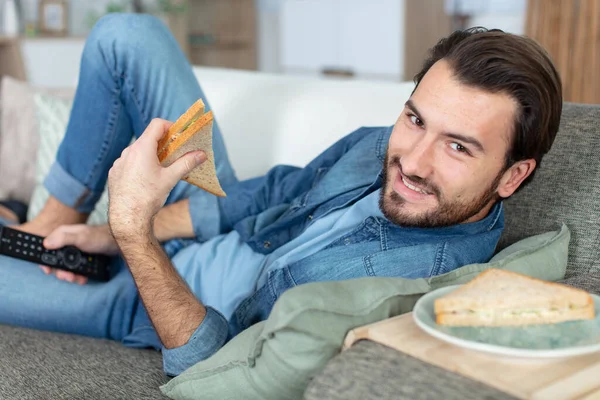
[344,313,600,400]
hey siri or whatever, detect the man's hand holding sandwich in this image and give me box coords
[107,118,210,350]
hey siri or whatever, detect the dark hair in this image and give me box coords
[414,27,563,191]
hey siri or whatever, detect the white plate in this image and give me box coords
[413,285,600,359]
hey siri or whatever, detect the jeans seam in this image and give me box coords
[76,43,124,190]
[378,218,388,251]
[83,89,122,189]
[363,254,376,276]
[376,128,388,162]
[124,72,151,128]
[432,242,447,276]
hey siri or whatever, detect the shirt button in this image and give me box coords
[263,241,271,249]
[308,215,313,220]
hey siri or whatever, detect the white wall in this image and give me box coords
[257,0,281,73]
[21,37,85,87]
[468,13,525,35]
[279,0,404,81]
[446,0,526,34]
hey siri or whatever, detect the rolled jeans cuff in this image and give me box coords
[161,306,229,376]
[43,162,104,213]
[189,190,221,242]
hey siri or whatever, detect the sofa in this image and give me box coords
[0,66,598,400]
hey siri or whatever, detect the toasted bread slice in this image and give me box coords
[158,111,226,197]
[157,99,205,156]
[434,269,594,327]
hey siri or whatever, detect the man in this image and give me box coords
[0,14,562,376]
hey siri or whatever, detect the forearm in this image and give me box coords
[116,227,206,349]
[154,199,194,242]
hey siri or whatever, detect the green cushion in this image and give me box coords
[160,224,570,400]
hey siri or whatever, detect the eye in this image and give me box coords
[449,142,469,154]
[408,113,424,128]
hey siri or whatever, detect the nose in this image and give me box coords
[400,135,435,179]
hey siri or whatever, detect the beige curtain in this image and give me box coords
[526,0,600,104]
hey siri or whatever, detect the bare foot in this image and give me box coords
[0,205,19,224]
[16,196,88,237]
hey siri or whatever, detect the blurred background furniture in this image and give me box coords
[279,0,452,81]
[167,0,257,70]
[526,0,600,104]
[5,0,537,85]
[0,36,26,80]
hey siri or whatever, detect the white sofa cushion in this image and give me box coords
[193,67,415,180]
[0,69,414,209]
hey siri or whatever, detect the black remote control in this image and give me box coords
[0,226,111,282]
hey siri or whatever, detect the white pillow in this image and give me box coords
[0,77,75,203]
[29,92,110,225]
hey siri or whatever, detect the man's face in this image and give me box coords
[380,60,518,228]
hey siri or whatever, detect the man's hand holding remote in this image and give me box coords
[41,224,118,285]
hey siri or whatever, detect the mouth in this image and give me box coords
[401,175,430,194]
[392,168,435,201]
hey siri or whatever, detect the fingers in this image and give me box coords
[120,146,130,159]
[144,118,174,144]
[167,151,206,185]
[75,275,88,285]
[55,270,88,285]
[39,225,90,285]
[56,270,76,282]
[44,225,82,249]
[39,266,88,285]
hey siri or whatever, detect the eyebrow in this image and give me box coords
[404,99,486,154]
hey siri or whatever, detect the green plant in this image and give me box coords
[158,0,188,14]
[106,1,127,13]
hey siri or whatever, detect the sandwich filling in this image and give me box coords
[443,305,590,321]
[159,113,203,155]
[180,114,201,133]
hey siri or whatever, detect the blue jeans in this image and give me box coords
[0,14,236,350]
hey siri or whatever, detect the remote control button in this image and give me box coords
[15,249,20,254]
[16,233,22,238]
[41,253,58,266]
[61,247,82,269]
[16,241,21,246]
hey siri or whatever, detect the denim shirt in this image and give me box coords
[163,126,505,375]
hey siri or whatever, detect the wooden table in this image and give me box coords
[344,313,600,400]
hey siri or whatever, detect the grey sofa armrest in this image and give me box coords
[304,340,517,400]
[0,324,168,399]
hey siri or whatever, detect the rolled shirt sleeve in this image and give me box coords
[188,189,222,242]
[161,306,230,376]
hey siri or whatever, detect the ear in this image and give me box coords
[497,159,536,198]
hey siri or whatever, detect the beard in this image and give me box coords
[379,153,503,228]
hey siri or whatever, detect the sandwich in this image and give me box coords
[434,269,594,327]
[157,99,226,197]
